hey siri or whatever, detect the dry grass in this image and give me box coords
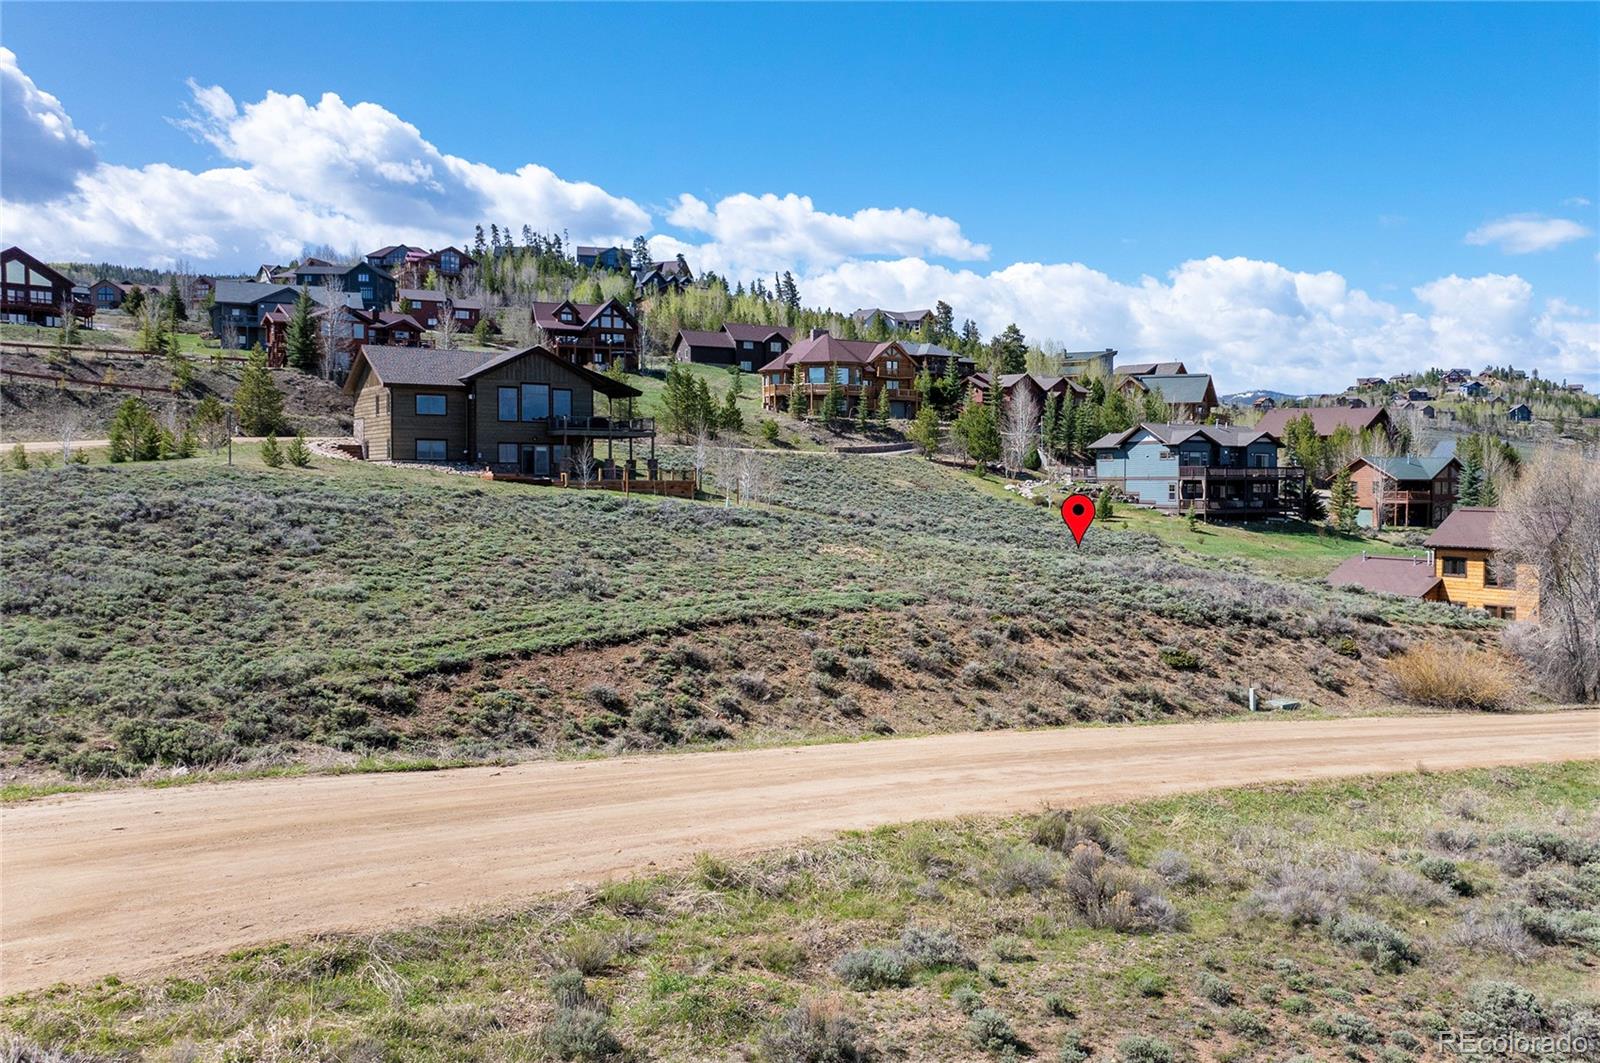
[1386,645,1516,710]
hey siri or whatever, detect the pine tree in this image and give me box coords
[260,435,285,468]
[993,323,1027,374]
[908,402,941,457]
[875,383,892,424]
[1458,453,1483,506]
[234,348,285,436]
[719,380,744,433]
[819,369,844,428]
[122,285,145,317]
[934,301,955,344]
[286,432,313,467]
[164,277,188,321]
[1330,467,1359,533]
[285,288,320,372]
[631,235,651,274]
[1041,394,1061,457]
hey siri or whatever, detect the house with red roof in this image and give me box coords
[532,298,639,371]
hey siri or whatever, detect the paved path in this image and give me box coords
[2,712,1594,992]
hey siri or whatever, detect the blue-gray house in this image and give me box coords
[1088,423,1303,519]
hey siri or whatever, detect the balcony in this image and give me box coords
[1179,465,1305,481]
[551,415,655,438]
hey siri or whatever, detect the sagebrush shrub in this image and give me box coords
[1116,1035,1173,1063]
[760,998,870,1063]
[966,1008,1022,1054]
[833,948,908,990]
[1329,914,1419,972]
[542,1004,621,1061]
[898,927,973,970]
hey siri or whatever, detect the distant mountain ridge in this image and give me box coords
[1221,389,1311,405]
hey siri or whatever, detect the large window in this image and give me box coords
[497,443,518,465]
[498,387,518,421]
[440,252,458,273]
[522,383,550,420]
[1442,555,1467,577]
[415,394,446,416]
[553,389,572,419]
[834,367,850,384]
[806,367,826,384]
[415,439,447,462]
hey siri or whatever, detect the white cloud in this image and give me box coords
[801,256,1600,393]
[1,56,1594,394]
[662,191,988,276]
[1563,195,1591,208]
[3,77,649,267]
[0,46,98,203]
[1464,213,1593,254]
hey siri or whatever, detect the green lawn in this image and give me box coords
[5,762,1593,1061]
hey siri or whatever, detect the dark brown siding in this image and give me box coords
[467,354,609,465]
[388,384,469,462]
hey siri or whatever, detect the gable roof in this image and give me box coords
[970,371,1088,397]
[722,322,793,344]
[676,328,735,349]
[1088,422,1280,451]
[851,307,931,326]
[1117,361,1188,377]
[1351,455,1460,481]
[897,341,971,363]
[1327,555,1443,598]
[531,299,635,331]
[212,280,301,306]
[346,344,642,398]
[1135,372,1215,405]
[1255,406,1391,437]
[1424,507,1500,551]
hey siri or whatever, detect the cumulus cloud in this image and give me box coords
[1,55,1594,394]
[663,191,988,276]
[0,47,98,203]
[802,256,1600,393]
[2,75,649,266]
[1464,213,1593,254]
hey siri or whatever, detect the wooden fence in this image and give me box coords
[0,365,180,396]
[0,340,255,365]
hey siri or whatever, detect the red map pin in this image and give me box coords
[1061,493,1096,546]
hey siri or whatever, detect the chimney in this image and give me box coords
[810,327,830,341]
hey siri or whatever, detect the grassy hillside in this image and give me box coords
[0,448,1493,785]
[4,763,1594,1060]
[0,344,353,443]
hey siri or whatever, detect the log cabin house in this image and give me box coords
[1423,507,1539,619]
[758,330,922,419]
[1342,455,1460,529]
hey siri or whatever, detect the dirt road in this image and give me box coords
[3,712,1594,993]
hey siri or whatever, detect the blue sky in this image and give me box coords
[2,3,1596,391]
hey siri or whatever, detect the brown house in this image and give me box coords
[344,344,653,475]
[1343,455,1460,529]
[673,323,793,370]
[758,330,921,418]
[397,288,484,331]
[262,305,424,373]
[967,371,1087,410]
[393,246,475,289]
[1255,405,1394,442]
[1423,508,1539,620]
[2,246,93,327]
[532,298,639,371]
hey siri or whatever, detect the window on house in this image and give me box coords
[415,394,446,416]
[885,359,899,373]
[497,443,518,465]
[742,341,754,349]
[553,389,572,419]
[498,386,518,421]
[1442,555,1468,577]
[1167,484,1177,501]
[770,340,782,352]
[834,367,849,384]
[358,273,369,282]
[806,367,826,384]
[740,360,753,372]
[441,252,459,272]
[415,439,447,462]
[521,383,549,420]
[455,309,469,319]
[886,380,899,391]
[361,288,374,301]
[1159,450,1173,460]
